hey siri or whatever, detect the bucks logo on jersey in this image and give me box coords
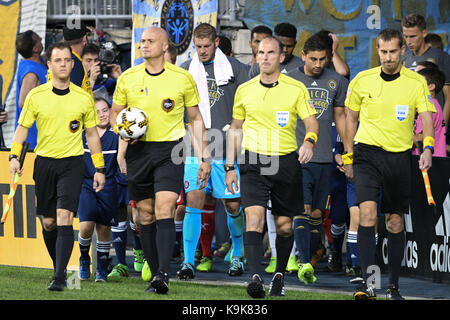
[207,75,224,108]
[308,87,331,118]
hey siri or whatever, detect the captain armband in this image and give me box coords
[304,132,318,147]
[423,136,435,154]
[10,142,23,158]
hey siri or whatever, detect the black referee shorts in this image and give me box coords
[239,151,303,217]
[353,143,411,214]
[33,155,84,217]
[126,140,184,202]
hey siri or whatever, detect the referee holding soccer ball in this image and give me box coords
[343,29,436,300]
[110,27,210,295]
[10,42,105,291]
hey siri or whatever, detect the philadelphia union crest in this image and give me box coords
[161,0,194,55]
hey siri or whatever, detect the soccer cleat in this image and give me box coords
[177,262,195,280]
[310,242,325,268]
[133,249,145,272]
[78,258,91,280]
[228,256,244,276]
[196,256,213,272]
[213,242,231,258]
[265,256,277,274]
[347,265,363,284]
[386,285,405,300]
[286,255,299,272]
[268,272,285,296]
[353,282,377,300]
[47,278,66,291]
[107,263,129,279]
[141,260,152,282]
[298,263,317,284]
[150,271,169,294]
[246,274,266,299]
[95,270,108,282]
[327,249,343,272]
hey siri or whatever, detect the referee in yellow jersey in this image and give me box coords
[343,29,435,300]
[225,36,319,298]
[110,27,211,294]
[9,42,105,291]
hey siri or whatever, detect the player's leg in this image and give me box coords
[385,213,405,299]
[78,220,95,280]
[109,206,129,279]
[95,223,112,282]
[265,202,277,274]
[197,197,216,272]
[173,190,186,260]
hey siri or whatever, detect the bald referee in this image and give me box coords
[110,27,210,294]
[226,36,318,298]
[10,42,105,291]
[343,29,435,300]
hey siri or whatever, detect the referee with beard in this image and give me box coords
[343,29,435,300]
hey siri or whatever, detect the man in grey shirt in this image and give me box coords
[248,22,304,78]
[178,23,249,280]
[286,34,347,284]
[402,13,450,128]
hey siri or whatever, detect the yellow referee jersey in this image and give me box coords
[345,66,435,152]
[18,82,99,158]
[113,61,200,142]
[233,73,317,156]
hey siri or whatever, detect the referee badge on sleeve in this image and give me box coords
[69,120,81,133]
[161,98,175,112]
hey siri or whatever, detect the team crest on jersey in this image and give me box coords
[395,105,409,121]
[69,120,80,133]
[160,0,194,55]
[161,98,175,112]
[276,111,290,127]
[208,78,224,108]
[328,79,337,90]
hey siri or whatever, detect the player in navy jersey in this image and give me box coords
[77,97,119,282]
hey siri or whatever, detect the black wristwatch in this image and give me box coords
[96,167,106,174]
[224,164,235,172]
[9,154,18,162]
[201,157,212,164]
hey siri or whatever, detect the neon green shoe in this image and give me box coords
[141,260,152,282]
[196,256,212,272]
[286,255,299,272]
[107,264,129,279]
[133,249,145,272]
[298,262,317,284]
[265,256,277,274]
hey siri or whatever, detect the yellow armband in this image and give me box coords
[10,142,23,158]
[423,136,435,148]
[91,153,105,169]
[304,132,318,147]
[342,152,353,165]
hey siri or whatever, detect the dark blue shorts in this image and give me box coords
[329,169,348,224]
[302,162,332,211]
[117,183,129,207]
[78,178,119,226]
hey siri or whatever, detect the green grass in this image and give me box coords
[0,265,352,300]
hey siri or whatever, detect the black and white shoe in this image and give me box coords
[353,281,376,300]
[177,262,195,280]
[246,274,265,298]
[268,272,285,296]
[386,285,405,300]
[150,272,169,294]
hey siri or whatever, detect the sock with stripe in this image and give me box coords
[347,231,360,267]
[96,240,111,273]
[331,223,346,253]
[111,221,128,265]
[293,213,310,263]
[309,216,323,257]
[78,234,92,261]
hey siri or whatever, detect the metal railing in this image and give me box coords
[47,0,132,20]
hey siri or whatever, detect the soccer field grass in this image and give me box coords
[0,265,353,300]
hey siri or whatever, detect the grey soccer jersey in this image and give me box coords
[287,66,349,163]
[248,55,304,79]
[181,56,249,158]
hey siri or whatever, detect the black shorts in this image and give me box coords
[353,143,411,214]
[33,155,84,217]
[126,140,184,202]
[239,151,303,217]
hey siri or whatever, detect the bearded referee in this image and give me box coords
[9,42,105,291]
[225,36,318,298]
[110,27,211,294]
[343,29,435,300]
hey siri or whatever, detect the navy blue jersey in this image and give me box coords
[82,127,118,179]
[115,167,127,185]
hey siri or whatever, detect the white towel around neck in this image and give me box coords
[188,47,234,128]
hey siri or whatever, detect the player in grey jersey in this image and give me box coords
[286,34,348,284]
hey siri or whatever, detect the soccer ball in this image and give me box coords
[116,107,148,140]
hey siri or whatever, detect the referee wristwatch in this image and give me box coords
[8,154,19,162]
[224,164,235,172]
[96,167,106,174]
[201,156,213,164]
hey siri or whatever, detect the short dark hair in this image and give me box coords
[376,28,404,48]
[303,35,332,57]
[82,43,100,57]
[425,33,443,50]
[166,44,177,64]
[274,22,297,39]
[417,60,439,70]
[418,67,445,95]
[194,23,217,41]
[218,35,232,56]
[251,25,272,40]
[16,30,37,58]
[45,41,72,61]
[312,30,334,56]
[94,97,111,108]
[402,13,427,31]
